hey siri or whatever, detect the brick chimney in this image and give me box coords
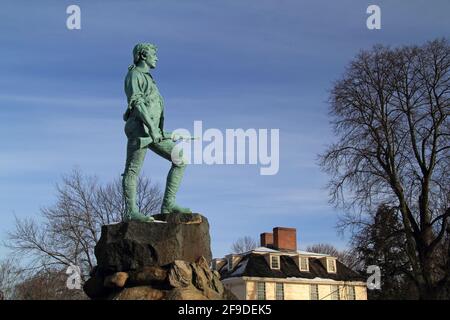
[273,227,297,251]
[260,232,274,248]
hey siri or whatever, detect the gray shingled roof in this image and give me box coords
[219,253,365,282]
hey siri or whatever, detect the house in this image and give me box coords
[212,227,367,300]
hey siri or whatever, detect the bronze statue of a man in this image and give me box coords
[122,43,191,222]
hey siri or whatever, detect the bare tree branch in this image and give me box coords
[5,168,162,279]
[319,39,450,299]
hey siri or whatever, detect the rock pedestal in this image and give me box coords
[83,213,236,300]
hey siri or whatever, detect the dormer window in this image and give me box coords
[299,256,309,271]
[227,255,238,271]
[226,254,242,272]
[227,256,233,271]
[327,258,337,273]
[212,258,226,271]
[270,255,280,270]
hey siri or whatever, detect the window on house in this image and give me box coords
[327,258,336,273]
[257,282,266,300]
[310,284,319,300]
[347,286,356,300]
[299,257,309,271]
[270,255,280,269]
[227,256,233,271]
[275,283,284,300]
[330,285,340,300]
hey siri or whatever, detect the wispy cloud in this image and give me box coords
[0,0,448,258]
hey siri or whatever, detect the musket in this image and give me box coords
[138,135,199,149]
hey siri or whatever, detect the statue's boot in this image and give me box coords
[161,164,192,214]
[123,210,154,222]
[122,173,154,222]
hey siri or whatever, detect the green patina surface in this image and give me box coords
[122,43,191,222]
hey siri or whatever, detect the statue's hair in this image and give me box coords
[133,43,157,64]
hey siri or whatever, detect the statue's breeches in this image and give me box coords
[122,138,187,214]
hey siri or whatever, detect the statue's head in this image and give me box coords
[133,43,158,68]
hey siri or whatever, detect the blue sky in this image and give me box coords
[0,0,449,259]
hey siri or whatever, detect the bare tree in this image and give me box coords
[320,39,450,299]
[0,258,24,300]
[305,243,359,270]
[6,169,162,281]
[231,236,258,254]
[13,268,86,300]
[306,243,341,256]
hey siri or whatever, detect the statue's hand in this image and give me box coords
[171,133,181,142]
[152,133,163,144]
